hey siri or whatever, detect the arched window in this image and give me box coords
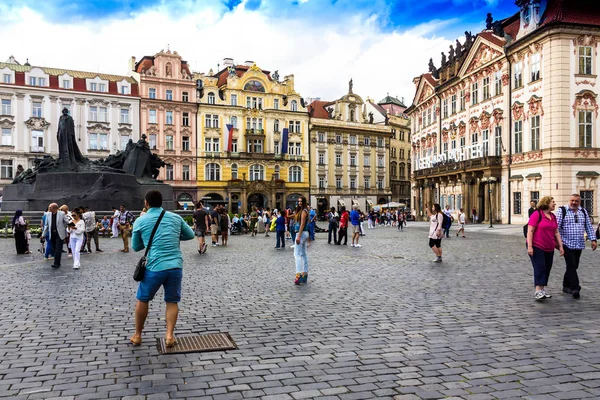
[205,163,220,181]
[288,166,302,182]
[274,119,279,132]
[273,165,280,180]
[290,100,298,111]
[165,62,172,77]
[231,163,238,179]
[207,92,215,104]
[230,116,237,128]
[249,164,264,181]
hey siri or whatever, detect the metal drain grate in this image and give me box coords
[156,333,237,355]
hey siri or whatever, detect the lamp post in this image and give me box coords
[481,176,497,228]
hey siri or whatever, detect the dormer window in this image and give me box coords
[207,92,215,104]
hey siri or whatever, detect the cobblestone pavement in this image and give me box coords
[1,223,600,400]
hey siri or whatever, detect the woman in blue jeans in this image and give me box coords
[294,196,310,285]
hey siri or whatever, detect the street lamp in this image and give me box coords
[481,176,497,228]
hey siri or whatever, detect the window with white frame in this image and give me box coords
[98,83,106,92]
[427,107,432,125]
[482,129,489,156]
[494,71,502,96]
[231,164,238,179]
[335,153,342,166]
[1,160,13,179]
[89,82,97,91]
[289,166,302,182]
[62,80,71,89]
[166,111,173,125]
[149,109,157,124]
[579,110,593,148]
[3,74,11,84]
[289,121,301,133]
[182,136,190,151]
[399,163,406,179]
[182,92,189,102]
[471,131,478,145]
[99,106,107,122]
[460,90,466,111]
[1,99,11,116]
[247,139,263,153]
[166,90,173,101]
[443,98,448,118]
[246,97,263,109]
[335,134,341,144]
[514,120,523,153]
[231,139,238,153]
[288,142,301,155]
[460,136,466,149]
[494,126,502,156]
[377,178,384,189]
[336,176,342,189]
[230,94,237,106]
[274,98,279,109]
[120,85,129,95]
[318,152,325,165]
[149,134,157,149]
[120,108,130,123]
[364,176,370,189]
[249,164,264,181]
[531,115,540,150]
[350,153,356,166]
[182,165,190,181]
[229,115,237,129]
[364,137,370,146]
[274,140,279,154]
[183,112,190,126]
[149,88,156,99]
[273,165,280,179]
[377,138,384,147]
[246,117,263,130]
[318,176,326,189]
[89,133,108,150]
[451,94,457,114]
[530,53,541,81]
[120,135,131,150]
[350,176,356,189]
[205,138,219,152]
[166,164,174,181]
[166,135,174,150]
[364,155,370,166]
[318,132,325,142]
[207,92,215,104]
[579,46,593,75]
[482,77,490,100]
[378,155,384,167]
[1,128,11,146]
[514,62,523,88]
[273,119,279,132]
[471,81,479,105]
[205,114,219,128]
[290,100,297,111]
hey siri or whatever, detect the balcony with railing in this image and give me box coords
[30,146,45,153]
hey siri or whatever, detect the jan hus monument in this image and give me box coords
[2,108,173,211]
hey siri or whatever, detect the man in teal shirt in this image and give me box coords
[129,190,195,348]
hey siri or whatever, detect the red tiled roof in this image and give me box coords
[308,100,334,119]
[422,73,438,88]
[478,31,506,47]
[541,0,600,27]
[214,65,272,87]
[135,57,154,73]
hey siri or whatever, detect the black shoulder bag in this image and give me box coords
[133,210,165,282]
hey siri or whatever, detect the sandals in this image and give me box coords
[165,337,177,348]
[129,335,142,346]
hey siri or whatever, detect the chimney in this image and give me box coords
[223,58,234,67]
[244,60,254,67]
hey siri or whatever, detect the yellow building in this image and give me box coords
[195,60,309,212]
[308,84,393,217]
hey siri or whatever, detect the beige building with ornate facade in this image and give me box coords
[407,0,600,223]
[195,60,309,212]
[0,57,140,193]
[132,49,197,207]
[308,84,392,217]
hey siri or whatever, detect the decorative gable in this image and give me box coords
[458,36,505,78]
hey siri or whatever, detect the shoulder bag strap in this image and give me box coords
[144,210,166,258]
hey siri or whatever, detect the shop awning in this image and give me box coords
[366,199,374,206]
[352,199,360,206]
[178,201,196,208]
[337,199,346,207]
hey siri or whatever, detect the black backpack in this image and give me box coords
[442,213,452,230]
[523,210,542,238]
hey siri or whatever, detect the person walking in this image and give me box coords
[350,205,362,247]
[397,209,405,231]
[293,196,310,284]
[336,206,349,245]
[264,208,271,238]
[556,194,597,299]
[275,210,286,250]
[249,207,259,237]
[193,201,209,254]
[42,203,69,269]
[456,208,466,238]
[526,196,564,301]
[308,206,316,241]
[67,210,85,269]
[118,205,135,252]
[129,190,195,347]
[426,203,444,263]
[111,206,120,238]
[442,204,453,238]
[327,207,338,244]
[209,205,220,246]
[220,207,230,246]
[12,210,27,254]
[83,207,102,253]
[528,200,537,217]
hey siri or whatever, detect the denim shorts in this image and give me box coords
[136,268,183,303]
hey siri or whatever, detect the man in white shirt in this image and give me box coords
[83,206,102,252]
[111,206,120,238]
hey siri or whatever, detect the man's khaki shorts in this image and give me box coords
[211,224,218,235]
[351,224,360,235]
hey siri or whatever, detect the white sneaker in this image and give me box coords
[542,290,552,298]
[73,265,79,269]
[290,245,295,248]
[350,244,355,247]
[354,244,362,247]
[534,291,545,301]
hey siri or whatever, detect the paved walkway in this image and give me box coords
[1,224,599,400]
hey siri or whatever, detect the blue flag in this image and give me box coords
[281,128,289,154]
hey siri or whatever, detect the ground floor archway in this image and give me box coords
[247,193,267,211]
[202,193,224,211]
[176,192,194,210]
[286,193,302,210]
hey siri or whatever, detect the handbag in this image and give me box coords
[133,210,165,282]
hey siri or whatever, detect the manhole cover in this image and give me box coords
[156,333,237,355]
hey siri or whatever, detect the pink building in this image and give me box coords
[131,49,197,208]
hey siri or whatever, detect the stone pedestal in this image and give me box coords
[2,172,174,211]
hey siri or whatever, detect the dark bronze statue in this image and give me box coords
[57,108,85,169]
[455,39,463,58]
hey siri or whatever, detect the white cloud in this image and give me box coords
[1,2,452,105]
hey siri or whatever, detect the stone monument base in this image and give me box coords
[2,172,174,212]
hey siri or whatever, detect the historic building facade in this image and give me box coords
[0,58,140,192]
[407,0,600,224]
[195,60,309,212]
[308,84,393,217]
[132,49,197,207]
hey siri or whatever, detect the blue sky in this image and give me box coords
[0,0,520,101]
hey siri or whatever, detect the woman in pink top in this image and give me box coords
[526,196,564,301]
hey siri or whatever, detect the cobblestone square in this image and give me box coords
[1,224,599,399]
